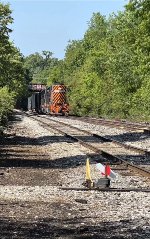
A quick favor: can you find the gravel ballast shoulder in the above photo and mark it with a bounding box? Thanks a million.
[0,111,149,239]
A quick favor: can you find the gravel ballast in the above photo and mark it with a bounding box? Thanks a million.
[49,116,150,151]
[0,111,149,239]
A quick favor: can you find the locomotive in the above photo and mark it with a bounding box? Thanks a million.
[28,83,69,115]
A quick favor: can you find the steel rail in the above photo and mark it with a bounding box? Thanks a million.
[60,187,150,192]
[43,116,150,156]
[29,115,150,179]
[69,116,149,132]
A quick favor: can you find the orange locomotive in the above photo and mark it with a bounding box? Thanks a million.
[41,84,69,115]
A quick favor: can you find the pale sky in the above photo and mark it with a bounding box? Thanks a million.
[3,0,129,59]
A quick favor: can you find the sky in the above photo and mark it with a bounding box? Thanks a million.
[3,0,129,59]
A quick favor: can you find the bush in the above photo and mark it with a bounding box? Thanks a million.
[0,87,15,125]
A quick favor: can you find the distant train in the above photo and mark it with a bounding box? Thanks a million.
[28,83,69,115]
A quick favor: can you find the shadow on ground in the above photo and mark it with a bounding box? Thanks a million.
[0,151,101,169]
[104,132,150,143]
[0,216,149,239]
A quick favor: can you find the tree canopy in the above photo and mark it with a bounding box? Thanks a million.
[1,0,149,123]
[0,3,25,124]
[60,0,150,120]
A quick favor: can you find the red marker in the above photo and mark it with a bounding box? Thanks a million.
[105,164,111,177]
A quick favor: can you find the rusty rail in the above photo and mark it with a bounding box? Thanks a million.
[28,114,150,179]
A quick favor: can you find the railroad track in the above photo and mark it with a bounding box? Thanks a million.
[68,116,150,133]
[27,114,150,180]
[1,111,149,239]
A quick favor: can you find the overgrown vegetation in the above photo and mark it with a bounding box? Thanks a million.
[1,0,149,123]
[24,0,150,120]
[0,3,27,125]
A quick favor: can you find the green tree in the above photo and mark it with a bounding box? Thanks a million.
[0,3,24,124]
[24,51,58,84]
[63,1,150,119]
[21,0,149,121]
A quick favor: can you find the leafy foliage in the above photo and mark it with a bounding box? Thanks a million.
[0,86,15,124]
[24,51,59,84]
[0,3,25,124]
[9,0,149,121]
[61,1,150,120]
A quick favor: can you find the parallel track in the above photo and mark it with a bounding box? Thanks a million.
[68,116,150,132]
[44,116,150,156]
[28,114,150,179]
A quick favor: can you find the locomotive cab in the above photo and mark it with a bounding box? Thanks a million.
[49,84,69,115]
[40,84,69,115]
